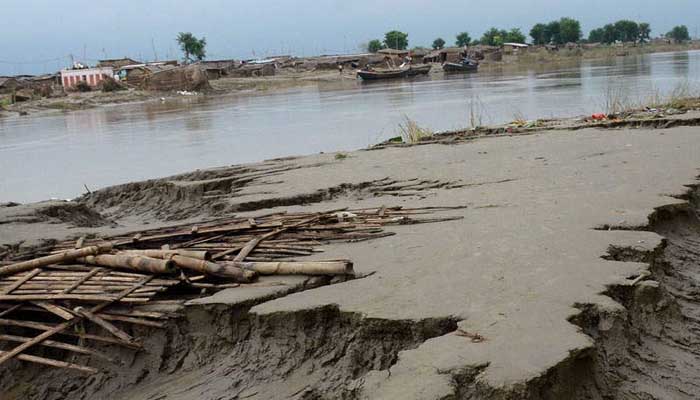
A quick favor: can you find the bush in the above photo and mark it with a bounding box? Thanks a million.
[74,80,91,92]
[100,76,126,92]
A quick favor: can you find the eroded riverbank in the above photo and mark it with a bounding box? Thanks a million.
[3,117,700,398]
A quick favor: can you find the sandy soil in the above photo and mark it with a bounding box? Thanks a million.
[3,113,700,398]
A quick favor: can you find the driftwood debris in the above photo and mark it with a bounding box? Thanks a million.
[0,205,464,375]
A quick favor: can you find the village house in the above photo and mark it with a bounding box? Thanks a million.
[423,47,466,63]
[97,58,142,69]
[502,42,529,55]
[60,66,114,89]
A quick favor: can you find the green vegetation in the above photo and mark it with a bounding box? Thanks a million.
[334,153,348,160]
[530,18,582,44]
[455,32,472,47]
[481,27,526,46]
[432,37,446,50]
[177,32,207,63]
[588,20,651,44]
[398,116,432,144]
[367,39,385,53]
[384,31,409,50]
[668,25,690,42]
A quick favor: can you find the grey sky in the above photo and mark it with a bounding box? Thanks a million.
[2,0,699,75]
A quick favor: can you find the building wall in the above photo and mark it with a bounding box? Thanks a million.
[60,67,114,89]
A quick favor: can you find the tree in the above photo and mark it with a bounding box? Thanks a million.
[432,38,446,50]
[558,17,582,43]
[668,25,690,42]
[176,32,206,63]
[614,20,639,42]
[481,27,507,46]
[455,32,472,47]
[543,21,561,45]
[530,23,548,45]
[638,23,651,43]
[588,28,604,43]
[384,30,409,50]
[367,39,384,53]
[505,28,526,44]
[602,24,617,44]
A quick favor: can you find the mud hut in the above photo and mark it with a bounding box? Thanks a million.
[141,65,211,91]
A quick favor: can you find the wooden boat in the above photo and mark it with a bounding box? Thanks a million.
[405,64,432,76]
[443,59,479,73]
[357,64,432,81]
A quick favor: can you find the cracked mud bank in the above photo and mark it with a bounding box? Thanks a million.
[3,124,700,399]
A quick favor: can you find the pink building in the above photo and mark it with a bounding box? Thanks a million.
[60,67,114,89]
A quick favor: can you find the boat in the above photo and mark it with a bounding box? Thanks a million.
[357,64,432,81]
[405,64,432,76]
[442,58,479,73]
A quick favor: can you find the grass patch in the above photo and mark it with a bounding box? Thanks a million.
[334,153,348,160]
[43,102,84,111]
[398,116,433,144]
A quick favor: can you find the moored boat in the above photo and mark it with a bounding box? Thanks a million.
[357,64,432,81]
[443,58,479,73]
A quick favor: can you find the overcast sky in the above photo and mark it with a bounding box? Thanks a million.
[2,0,699,75]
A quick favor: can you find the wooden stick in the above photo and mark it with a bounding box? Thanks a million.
[0,319,140,348]
[0,350,97,374]
[0,275,152,367]
[75,307,136,345]
[62,267,104,294]
[31,301,74,320]
[0,334,114,362]
[0,245,113,276]
[2,268,42,294]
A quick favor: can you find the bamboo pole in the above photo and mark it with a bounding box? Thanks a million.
[170,256,256,282]
[0,245,113,276]
[235,261,354,276]
[0,350,98,374]
[78,254,175,275]
[0,334,114,362]
[75,307,136,345]
[119,249,209,260]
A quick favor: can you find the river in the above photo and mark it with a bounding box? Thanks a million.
[1,50,699,203]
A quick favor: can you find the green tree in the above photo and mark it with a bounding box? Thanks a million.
[432,37,446,50]
[614,20,639,42]
[638,23,651,43]
[455,32,472,47]
[545,21,561,44]
[602,24,617,44]
[530,23,548,45]
[668,25,690,42]
[505,28,526,43]
[176,32,206,63]
[384,30,409,50]
[588,28,605,43]
[367,39,385,53]
[481,27,507,46]
[558,17,582,43]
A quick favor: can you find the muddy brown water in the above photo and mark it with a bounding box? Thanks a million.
[1,50,699,203]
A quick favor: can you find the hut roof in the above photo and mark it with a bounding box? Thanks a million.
[377,48,409,55]
[98,58,142,68]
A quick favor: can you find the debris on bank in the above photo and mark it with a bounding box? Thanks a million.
[0,206,463,374]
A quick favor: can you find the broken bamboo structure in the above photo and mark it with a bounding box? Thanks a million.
[0,205,464,375]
